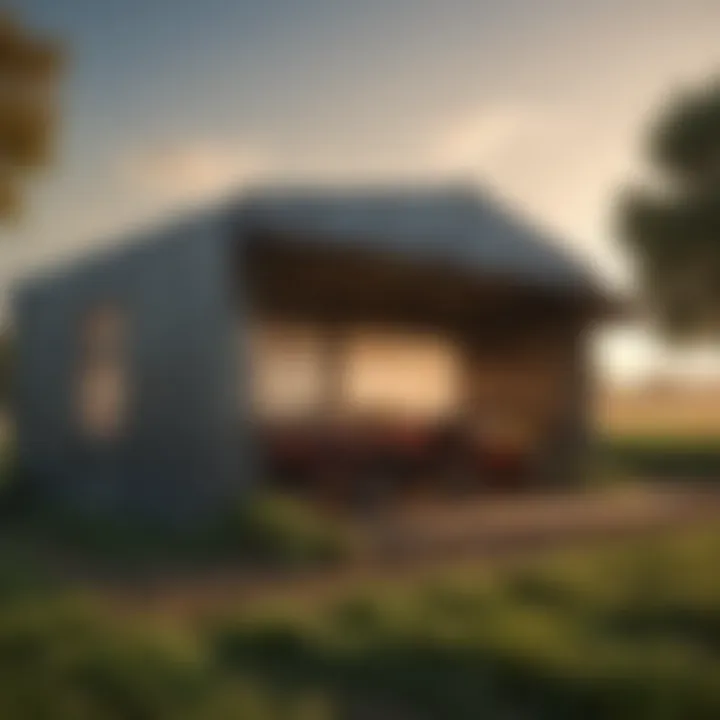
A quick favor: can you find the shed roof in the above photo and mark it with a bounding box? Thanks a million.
[15,184,612,310]
[237,185,602,295]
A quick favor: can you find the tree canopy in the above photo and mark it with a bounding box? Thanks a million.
[0,12,62,220]
[620,78,720,341]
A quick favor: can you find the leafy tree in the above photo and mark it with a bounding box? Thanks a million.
[620,78,720,340]
[0,12,62,220]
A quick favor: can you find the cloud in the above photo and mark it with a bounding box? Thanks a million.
[117,109,542,208]
[426,104,547,177]
[426,103,635,260]
[120,142,270,205]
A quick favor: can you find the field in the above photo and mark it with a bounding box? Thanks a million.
[596,383,720,480]
[597,382,720,439]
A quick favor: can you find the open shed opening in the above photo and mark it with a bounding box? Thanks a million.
[236,229,588,505]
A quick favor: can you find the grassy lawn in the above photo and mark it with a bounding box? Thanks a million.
[1,526,720,718]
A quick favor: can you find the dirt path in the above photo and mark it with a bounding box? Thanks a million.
[88,485,720,619]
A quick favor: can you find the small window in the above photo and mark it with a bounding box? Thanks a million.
[76,305,128,440]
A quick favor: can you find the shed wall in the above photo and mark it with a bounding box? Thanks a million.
[14,214,248,520]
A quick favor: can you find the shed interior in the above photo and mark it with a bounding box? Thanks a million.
[235,231,592,504]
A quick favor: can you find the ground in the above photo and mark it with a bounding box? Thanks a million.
[41,485,720,618]
[2,509,720,718]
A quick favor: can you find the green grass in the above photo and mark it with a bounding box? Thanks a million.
[599,434,720,481]
[212,492,356,566]
[210,529,720,719]
[0,491,356,573]
[2,527,720,718]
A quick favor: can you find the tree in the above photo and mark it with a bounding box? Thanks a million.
[0,12,62,220]
[619,78,720,341]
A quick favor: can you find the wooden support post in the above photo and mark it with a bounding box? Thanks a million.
[543,329,591,489]
[320,321,347,421]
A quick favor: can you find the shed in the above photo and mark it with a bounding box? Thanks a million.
[13,185,612,520]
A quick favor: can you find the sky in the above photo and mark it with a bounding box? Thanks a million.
[5,0,720,384]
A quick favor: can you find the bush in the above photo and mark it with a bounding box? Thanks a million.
[0,591,301,720]
[0,486,355,571]
[215,492,355,567]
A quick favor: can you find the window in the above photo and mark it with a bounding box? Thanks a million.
[76,305,128,440]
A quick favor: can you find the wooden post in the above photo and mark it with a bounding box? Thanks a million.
[317,321,348,503]
[321,321,347,421]
[543,327,591,489]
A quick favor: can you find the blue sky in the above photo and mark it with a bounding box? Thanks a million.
[5,0,720,383]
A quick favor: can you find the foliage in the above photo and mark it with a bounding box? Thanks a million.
[2,527,720,717]
[214,492,355,567]
[211,529,720,719]
[600,434,720,480]
[620,78,720,339]
[0,593,307,720]
[0,12,62,220]
[0,486,354,570]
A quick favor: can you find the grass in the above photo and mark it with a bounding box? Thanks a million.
[598,383,720,481]
[209,529,720,719]
[0,491,356,575]
[1,526,720,718]
[212,492,356,567]
[599,433,720,480]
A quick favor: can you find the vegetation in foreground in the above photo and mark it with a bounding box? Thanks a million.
[0,489,355,572]
[0,527,720,718]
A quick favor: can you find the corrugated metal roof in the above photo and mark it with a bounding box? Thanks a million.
[14,184,608,306]
[238,184,600,293]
